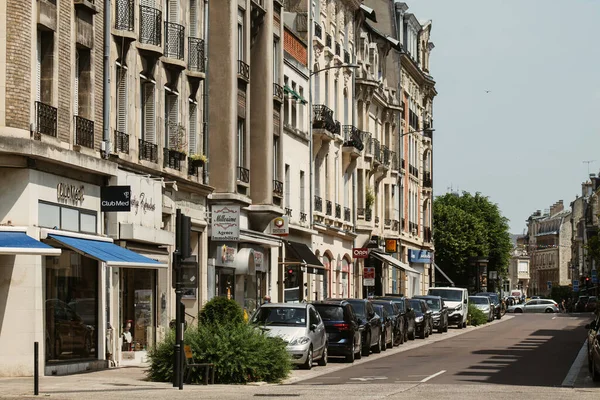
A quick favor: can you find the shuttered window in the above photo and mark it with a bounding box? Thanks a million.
[188,99,198,155]
[116,64,128,133]
[165,90,179,149]
[190,0,198,37]
[36,31,41,102]
[142,81,155,143]
[168,0,179,22]
[74,51,79,116]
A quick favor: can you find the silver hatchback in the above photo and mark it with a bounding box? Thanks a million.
[251,303,328,370]
[507,299,559,313]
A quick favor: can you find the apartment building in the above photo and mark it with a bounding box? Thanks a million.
[0,0,211,376]
[505,242,531,297]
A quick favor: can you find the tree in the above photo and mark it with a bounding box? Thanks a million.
[433,192,512,289]
[584,234,600,269]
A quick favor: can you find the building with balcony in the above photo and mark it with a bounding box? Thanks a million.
[0,0,212,376]
[505,241,531,298]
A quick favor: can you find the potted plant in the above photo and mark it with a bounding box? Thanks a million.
[365,186,375,210]
[188,153,208,167]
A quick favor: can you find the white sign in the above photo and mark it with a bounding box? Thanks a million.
[270,216,289,236]
[117,171,162,229]
[254,251,265,272]
[363,278,375,287]
[57,182,85,205]
[211,205,240,241]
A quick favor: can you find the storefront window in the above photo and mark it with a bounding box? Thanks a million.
[120,269,156,352]
[216,268,235,299]
[45,250,98,363]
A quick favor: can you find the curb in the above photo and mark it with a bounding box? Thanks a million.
[561,339,588,388]
[283,315,514,385]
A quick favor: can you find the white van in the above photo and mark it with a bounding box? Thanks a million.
[428,287,468,328]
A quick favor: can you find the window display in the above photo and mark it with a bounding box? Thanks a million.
[120,269,156,352]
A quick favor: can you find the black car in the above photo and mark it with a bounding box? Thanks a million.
[313,300,362,363]
[413,295,448,333]
[333,298,382,356]
[372,299,404,346]
[408,299,433,339]
[475,292,503,319]
[377,295,416,341]
[373,304,394,350]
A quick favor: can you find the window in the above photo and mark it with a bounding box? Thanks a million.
[284,164,290,208]
[237,118,245,167]
[273,38,280,83]
[116,64,128,134]
[188,99,198,154]
[36,30,54,104]
[75,49,91,118]
[38,201,97,234]
[300,171,305,213]
[283,76,290,125]
[344,93,348,125]
[141,80,156,143]
[189,0,198,37]
[273,136,279,180]
[164,89,179,149]
[238,10,244,61]
[291,82,297,127]
[334,79,338,117]
[167,0,178,22]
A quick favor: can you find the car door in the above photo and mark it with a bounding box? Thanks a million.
[525,300,540,313]
[367,302,380,345]
[309,306,326,354]
[346,304,360,347]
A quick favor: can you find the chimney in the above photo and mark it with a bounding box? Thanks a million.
[583,181,593,197]
[549,203,556,216]
[555,200,564,214]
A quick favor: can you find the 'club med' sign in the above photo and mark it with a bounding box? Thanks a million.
[211,205,240,241]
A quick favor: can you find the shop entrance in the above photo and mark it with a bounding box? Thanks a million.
[120,269,156,353]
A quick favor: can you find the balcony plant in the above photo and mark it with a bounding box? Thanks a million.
[168,123,188,156]
[189,153,208,166]
[365,186,375,211]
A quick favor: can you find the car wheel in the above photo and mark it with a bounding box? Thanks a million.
[372,333,381,353]
[381,333,387,351]
[497,312,502,320]
[544,308,553,313]
[355,334,363,360]
[515,308,523,314]
[362,332,370,357]
[399,328,404,345]
[346,342,355,363]
[318,345,328,366]
[463,321,467,328]
[419,326,426,339]
[302,346,313,370]
[388,331,394,349]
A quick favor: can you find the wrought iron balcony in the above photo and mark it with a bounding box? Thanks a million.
[357,208,365,219]
[424,226,432,243]
[237,166,250,183]
[314,195,323,212]
[344,50,350,64]
[35,101,57,138]
[335,203,341,219]
[344,207,351,222]
[326,200,332,216]
[300,212,307,222]
[164,22,184,59]
[164,148,185,170]
[273,180,283,196]
[326,33,332,48]
[312,104,336,132]
[139,5,161,46]
[314,22,322,39]
[285,207,292,217]
[74,116,94,148]
[343,125,364,151]
[114,130,129,154]
[238,60,250,81]
[188,156,203,177]
[115,0,134,31]
[188,37,205,72]
[139,139,158,162]
[273,83,284,102]
[423,171,432,188]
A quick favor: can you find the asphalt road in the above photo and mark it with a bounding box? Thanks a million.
[299,313,590,387]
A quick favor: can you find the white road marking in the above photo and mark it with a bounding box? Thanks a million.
[552,316,556,320]
[349,376,388,382]
[561,339,588,387]
[420,370,446,383]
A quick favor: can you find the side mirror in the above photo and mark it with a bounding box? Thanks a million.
[464,299,468,304]
[310,323,317,331]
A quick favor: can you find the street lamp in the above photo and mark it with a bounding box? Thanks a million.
[399,128,435,138]
[310,64,359,77]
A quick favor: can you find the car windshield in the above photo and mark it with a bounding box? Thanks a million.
[313,305,344,321]
[470,297,489,305]
[347,301,366,318]
[429,289,463,302]
[420,298,441,310]
[476,293,499,304]
[251,307,307,327]
[408,299,422,310]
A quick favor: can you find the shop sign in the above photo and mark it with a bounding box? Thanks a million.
[364,267,375,286]
[216,243,238,267]
[270,216,289,236]
[367,236,384,249]
[385,239,398,253]
[409,249,432,264]
[254,251,265,272]
[117,172,162,230]
[353,248,369,259]
[57,183,85,205]
[100,186,131,212]
[211,205,240,241]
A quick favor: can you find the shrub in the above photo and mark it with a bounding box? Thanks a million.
[468,304,488,326]
[198,296,244,327]
[147,323,292,384]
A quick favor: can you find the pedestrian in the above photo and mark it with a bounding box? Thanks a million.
[560,299,566,313]
[262,295,271,304]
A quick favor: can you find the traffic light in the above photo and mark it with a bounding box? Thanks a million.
[585,276,591,288]
[285,268,296,285]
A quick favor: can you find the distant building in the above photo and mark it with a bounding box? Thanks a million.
[504,237,530,297]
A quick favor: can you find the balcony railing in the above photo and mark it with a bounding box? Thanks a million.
[344,50,350,64]
[238,60,250,81]
[335,203,341,219]
[139,5,161,46]
[237,166,250,183]
[314,196,323,212]
[115,0,134,31]
[357,208,365,219]
[423,171,432,188]
[343,125,364,151]
[382,145,390,166]
[312,104,336,132]
[139,139,158,162]
[314,22,322,39]
[285,207,292,217]
[365,209,372,221]
[74,116,94,148]
[326,33,332,48]
[273,83,284,102]
[273,180,283,196]
[114,130,129,153]
[188,37,205,72]
[300,212,307,222]
[373,139,381,162]
[188,156,204,177]
[344,207,351,222]
[392,220,399,231]
[35,101,57,138]
[326,200,332,216]
[164,22,184,59]
[424,227,432,243]
[385,218,392,228]
[335,42,341,56]
[164,148,185,170]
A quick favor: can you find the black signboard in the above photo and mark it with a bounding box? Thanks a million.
[101,185,131,212]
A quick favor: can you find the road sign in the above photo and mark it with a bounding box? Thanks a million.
[573,284,579,292]
[573,280,579,286]
[547,281,552,290]
[363,278,375,287]
[592,270,598,284]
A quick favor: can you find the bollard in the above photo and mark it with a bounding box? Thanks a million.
[34,341,39,396]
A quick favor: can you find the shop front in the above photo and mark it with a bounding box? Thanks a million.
[367,251,420,298]
[282,240,325,302]
[409,249,433,296]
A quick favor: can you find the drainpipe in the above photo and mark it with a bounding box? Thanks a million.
[102,0,111,158]
[351,36,357,299]
[203,0,210,184]
[308,2,314,231]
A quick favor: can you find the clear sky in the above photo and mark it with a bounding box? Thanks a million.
[405,0,600,234]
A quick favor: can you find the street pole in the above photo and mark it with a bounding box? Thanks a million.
[173,209,183,390]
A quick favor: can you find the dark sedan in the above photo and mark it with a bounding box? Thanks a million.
[413,295,448,333]
[313,300,362,363]
[408,298,432,339]
[377,295,416,341]
[372,299,404,346]
[333,298,382,356]
[373,304,394,350]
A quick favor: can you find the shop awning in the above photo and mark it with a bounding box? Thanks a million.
[282,241,325,275]
[284,85,307,104]
[371,251,419,274]
[48,234,167,268]
[0,231,61,256]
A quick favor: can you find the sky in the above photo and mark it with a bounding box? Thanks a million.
[404,0,600,234]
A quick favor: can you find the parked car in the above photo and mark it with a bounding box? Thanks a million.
[413,295,448,333]
[469,296,495,322]
[312,300,362,363]
[334,298,382,356]
[475,292,503,319]
[507,299,559,314]
[373,304,394,350]
[46,299,94,359]
[251,303,328,369]
[589,315,600,382]
[428,287,469,329]
[585,312,600,373]
[408,299,432,339]
[586,296,597,313]
[377,295,416,341]
[372,299,404,346]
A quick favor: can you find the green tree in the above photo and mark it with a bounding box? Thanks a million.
[433,192,512,289]
[584,234,600,267]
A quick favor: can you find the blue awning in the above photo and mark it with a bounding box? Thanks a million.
[48,234,167,268]
[0,231,61,256]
